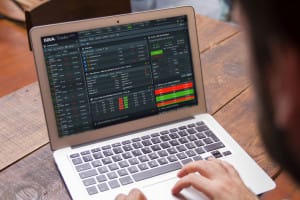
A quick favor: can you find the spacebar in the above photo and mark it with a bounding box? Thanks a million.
[132,162,182,182]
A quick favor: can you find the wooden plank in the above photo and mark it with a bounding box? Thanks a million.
[213,87,280,177]
[0,21,36,97]
[201,33,251,114]
[195,15,240,53]
[0,145,70,199]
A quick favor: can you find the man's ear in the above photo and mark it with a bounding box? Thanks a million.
[268,44,300,134]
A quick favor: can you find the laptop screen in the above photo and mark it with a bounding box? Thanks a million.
[41,15,198,137]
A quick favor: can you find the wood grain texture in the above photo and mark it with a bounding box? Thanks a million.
[0,20,36,97]
[214,86,279,177]
[201,33,251,114]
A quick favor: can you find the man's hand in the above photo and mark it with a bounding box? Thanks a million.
[115,188,147,200]
[172,159,259,200]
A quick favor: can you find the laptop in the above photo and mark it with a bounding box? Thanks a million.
[30,6,275,200]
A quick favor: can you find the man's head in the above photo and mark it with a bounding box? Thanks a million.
[233,1,300,183]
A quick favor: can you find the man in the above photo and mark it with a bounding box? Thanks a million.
[116,0,300,199]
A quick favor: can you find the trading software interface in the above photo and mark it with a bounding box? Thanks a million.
[42,15,198,137]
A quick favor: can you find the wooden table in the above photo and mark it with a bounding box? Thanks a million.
[0,15,281,199]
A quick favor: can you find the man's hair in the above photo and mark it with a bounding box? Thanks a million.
[237,1,300,67]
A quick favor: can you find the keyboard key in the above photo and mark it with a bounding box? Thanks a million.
[112,142,121,147]
[204,142,225,152]
[212,151,223,158]
[193,155,203,161]
[187,123,196,128]
[167,147,177,154]
[108,163,119,171]
[122,140,131,145]
[176,152,187,160]
[160,142,170,149]
[72,157,83,165]
[178,131,188,137]
[151,145,161,151]
[186,150,196,157]
[133,142,143,149]
[107,171,118,179]
[98,183,109,192]
[91,160,102,167]
[187,135,197,141]
[132,149,142,156]
[98,166,108,174]
[167,155,178,162]
[82,155,93,162]
[128,158,139,165]
[122,152,132,159]
[160,130,169,135]
[103,149,113,157]
[141,147,152,154]
[81,150,90,155]
[223,151,232,156]
[196,121,204,126]
[132,162,182,182]
[141,135,150,140]
[79,169,98,179]
[70,153,80,158]
[169,133,179,139]
[169,128,178,132]
[128,166,139,174]
[123,145,133,151]
[142,140,152,146]
[138,163,149,171]
[93,152,103,159]
[151,133,159,137]
[118,160,129,168]
[194,140,205,147]
[86,186,98,195]
[205,131,220,142]
[91,148,101,153]
[185,142,196,149]
[83,177,96,186]
[178,126,187,130]
[113,147,123,154]
[102,157,112,165]
[76,163,91,172]
[119,176,134,185]
[195,125,209,132]
[151,137,161,144]
[203,138,213,144]
[157,157,168,165]
[187,128,196,134]
[102,145,111,150]
[176,145,187,152]
[181,158,193,165]
[195,147,205,154]
[112,155,123,162]
[158,150,168,157]
[148,152,159,160]
[132,138,141,142]
[170,140,180,146]
[196,132,206,139]
[148,160,159,168]
[178,137,188,144]
[138,155,149,162]
[108,180,120,189]
[160,135,170,141]
[96,174,107,183]
[117,169,128,176]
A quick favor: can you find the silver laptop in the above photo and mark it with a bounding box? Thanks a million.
[30,6,275,200]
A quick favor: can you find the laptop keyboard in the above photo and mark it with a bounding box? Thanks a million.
[69,121,232,195]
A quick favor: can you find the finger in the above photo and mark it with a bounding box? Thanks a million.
[219,160,241,177]
[172,173,214,198]
[115,193,127,200]
[178,160,225,178]
[128,189,147,200]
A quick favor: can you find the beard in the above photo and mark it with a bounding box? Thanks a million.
[256,74,300,184]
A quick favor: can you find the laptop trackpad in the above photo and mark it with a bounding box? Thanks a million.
[142,178,209,200]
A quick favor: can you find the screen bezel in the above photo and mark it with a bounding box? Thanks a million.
[30,6,207,150]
